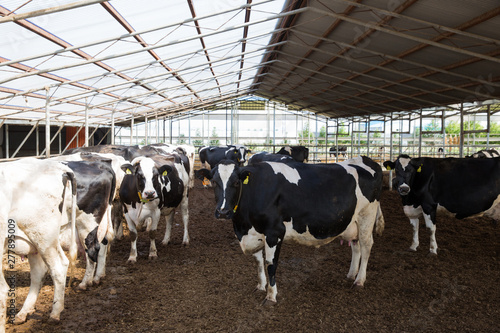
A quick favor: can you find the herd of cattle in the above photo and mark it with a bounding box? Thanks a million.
[0,144,498,330]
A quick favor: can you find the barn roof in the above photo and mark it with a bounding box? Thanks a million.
[1,0,499,126]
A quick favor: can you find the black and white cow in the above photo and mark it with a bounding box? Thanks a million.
[0,158,78,326]
[119,154,189,263]
[147,143,196,188]
[276,145,309,162]
[247,151,294,165]
[468,149,500,158]
[65,144,141,162]
[61,158,116,290]
[196,156,384,304]
[384,155,500,254]
[329,145,347,157]
[198,145,250,169]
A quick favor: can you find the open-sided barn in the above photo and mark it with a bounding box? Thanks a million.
[0,0,499,332]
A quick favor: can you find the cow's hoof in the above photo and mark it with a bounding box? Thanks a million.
[148,255,158,260]
[254,286,266,293]
[161,240,169,246]
[127,259,137,264]
[13,315,27,325]
[346,274,356,281]
[428,252,438,257]
[261,298,277,306]
[352,282,364,289]
[77,283,89,291]
[47,316,61,325]
[407,247,417,252]
[93,278,102,286]
[182,242,190,247]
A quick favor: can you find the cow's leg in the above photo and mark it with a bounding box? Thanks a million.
[180,196,190,246]
[263,234,283,305]
[161,209,174,246]
[93,243,108,285]
[78,254,96,290]
[125,214,138,263]
[352,204,377,287]
[38,244,69,322]
[253,250,266,292]
[14,254,47,324]
[423,213,438,255]
[347,241,361,281]
[409,218,420,251]
[112,201,124,241]
[148,210,161,259]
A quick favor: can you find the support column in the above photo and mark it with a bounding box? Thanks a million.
[85,99,89,147]
[45,87,51,157]
[459,103,464,158]
[111,108,115,145]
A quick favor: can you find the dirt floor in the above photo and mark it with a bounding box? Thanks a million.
[6,181,500,333]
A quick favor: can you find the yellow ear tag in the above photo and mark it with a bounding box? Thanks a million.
[386,166,391,171]
[126,169,132,175]
[162,170,168,176]
[202,178,210,186]
[243,175,249,185]
[417,165,422,173]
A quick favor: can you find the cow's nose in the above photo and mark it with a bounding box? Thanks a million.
[215,208,232,220]
[144,190,156,198]
[398,184,410,196]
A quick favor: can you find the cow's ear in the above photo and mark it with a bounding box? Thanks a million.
[409,160,423,173]
[195,168,212,180]
[246,149,251,153]
[239,170,251,185]
[121,163,135,175]
[159,165,173,177]
[383,161,395,171]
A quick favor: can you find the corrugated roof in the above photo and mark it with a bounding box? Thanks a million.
[1,0,499,126]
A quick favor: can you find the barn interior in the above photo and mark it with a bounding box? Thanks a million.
[1,0,499,161]
[1,2,500,333]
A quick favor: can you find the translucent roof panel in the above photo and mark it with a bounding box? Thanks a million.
[1,0,499,125]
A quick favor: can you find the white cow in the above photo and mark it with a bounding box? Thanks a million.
[0,158,77,327]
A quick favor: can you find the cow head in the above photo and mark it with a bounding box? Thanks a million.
[121,157,172,203]
[226,145,250,164]
[196,160,249,220]
[384,154,422,196]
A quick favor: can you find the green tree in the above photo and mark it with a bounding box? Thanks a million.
[177,133,186,144]
[445,120,483,134]
[193,129,203,146]
[298,123,311,145]
[210,127,219,146]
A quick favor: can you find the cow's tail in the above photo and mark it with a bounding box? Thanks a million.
[65,171,78,287]
[375,202,385,236]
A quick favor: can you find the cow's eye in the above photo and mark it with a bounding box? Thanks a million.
[233,181,240,187]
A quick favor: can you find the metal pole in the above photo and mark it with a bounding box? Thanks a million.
[169,116,173,144]
[418,109,422,157]
[145,115,148,145]
[459,103,464,158]
[36,124,39,156]
[130,115,134,145]
[111,108,115,145]
[85,98,89,147]
[156,112,159,143]
[5,124,9,159]
[45,87,51,157]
